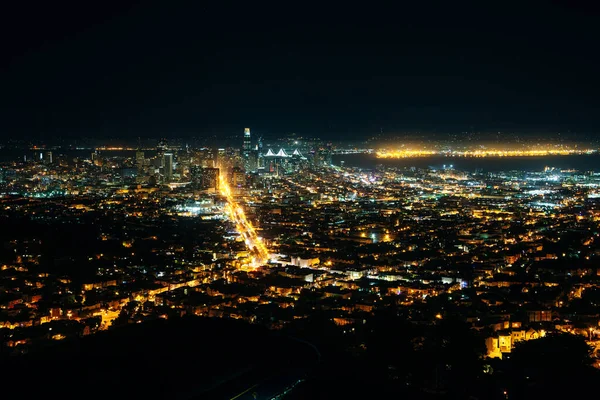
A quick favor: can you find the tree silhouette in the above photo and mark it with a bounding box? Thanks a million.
[508,333,598,399]
[365,315,485,396]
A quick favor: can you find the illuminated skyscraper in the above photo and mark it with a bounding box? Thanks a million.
[190,166,219,190]
[243,128,251,152]
[163,153,173,182]
[231,166,246,188]
[325,142,333,165]
[257,136,265,169]
[203,167,220,190]
[249,147,258,172]
[135,150,145,182]
[216,148,226,169]
[243,128,251,170]
[136,150,144,170]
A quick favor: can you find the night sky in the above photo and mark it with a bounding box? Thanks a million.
[1,1,599,139]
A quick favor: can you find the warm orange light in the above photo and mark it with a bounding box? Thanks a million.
[376,148,596,159]
[218,172,270,267]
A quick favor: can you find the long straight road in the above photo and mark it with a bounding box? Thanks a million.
[218,173,270,266]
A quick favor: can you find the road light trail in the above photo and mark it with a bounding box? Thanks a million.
[219,173,270,267]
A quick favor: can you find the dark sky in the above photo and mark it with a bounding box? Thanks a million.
[1,1,599,139]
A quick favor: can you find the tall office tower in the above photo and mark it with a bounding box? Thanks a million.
[135,150,146,183]
[215,148,227,172]
[248,148,258,172]
[242,128,251,170]
[243,128,251,152]
[135,150,145,173]
[325,142,333,165]
[163,153,173,182]
[203,167,220,190]
[211,147,218,167]
[191,166,220,190]
[190,166,201,189]
[231,166,246,188]
[44,151,53,164]
[157,138,168,167]
[257,137,264,169]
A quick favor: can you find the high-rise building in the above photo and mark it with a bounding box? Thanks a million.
[248,148,258,172]
[191,166,219,190]
[216,148,226,168]
[163,153,173,182]
[257,137,265,169]
[243,128,251,170]
[135,150,146,183]
[243,128,251,152]
[231,166,246,188]
[190,166,201,189]
[135,150,145,172]
[44,151,53,164]
[325,142,333,166]
[157,138,168,169]
[204,167,220,190]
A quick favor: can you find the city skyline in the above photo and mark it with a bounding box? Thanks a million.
[3,122,600,398]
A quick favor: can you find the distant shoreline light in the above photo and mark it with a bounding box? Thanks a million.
[376,149,598,158]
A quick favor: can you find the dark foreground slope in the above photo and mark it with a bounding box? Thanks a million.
[2,316,317,400]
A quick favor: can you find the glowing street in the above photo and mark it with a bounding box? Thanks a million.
[218,174,270,267]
